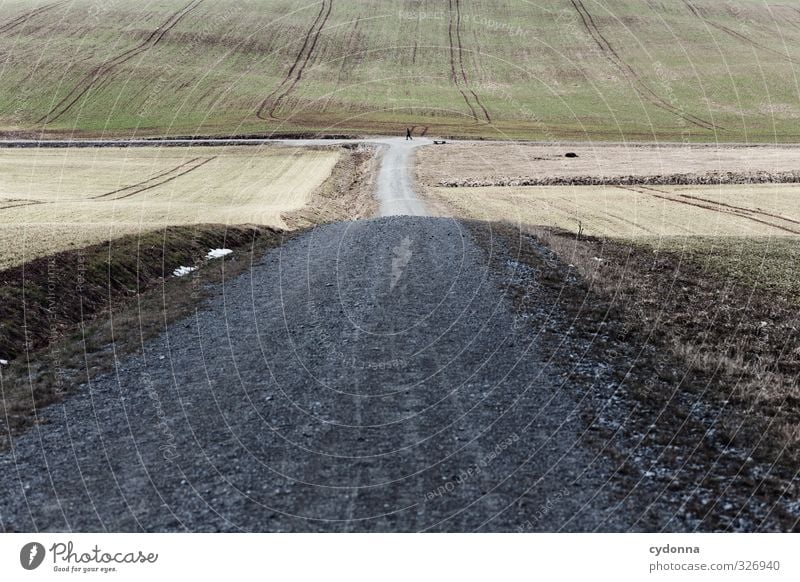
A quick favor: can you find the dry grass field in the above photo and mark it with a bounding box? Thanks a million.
[417,143,800,185]
[425,183,800,238]
[0,146,340,269]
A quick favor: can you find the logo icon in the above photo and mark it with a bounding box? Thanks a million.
[20,542,46,570]
[390,236,413,290]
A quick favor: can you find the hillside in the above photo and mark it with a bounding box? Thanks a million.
[1,0,800,140]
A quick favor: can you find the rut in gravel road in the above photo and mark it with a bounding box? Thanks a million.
[0,216,642,532]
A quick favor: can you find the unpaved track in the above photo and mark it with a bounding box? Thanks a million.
[374,138,430,215]
[0,216,639,532]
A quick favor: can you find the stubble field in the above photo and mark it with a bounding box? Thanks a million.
[0,146,341,269]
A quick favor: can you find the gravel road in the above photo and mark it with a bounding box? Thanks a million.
[0,216,642,532]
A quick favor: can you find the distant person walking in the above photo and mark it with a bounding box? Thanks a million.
[406,127,413,140]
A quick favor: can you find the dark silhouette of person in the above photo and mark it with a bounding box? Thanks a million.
[406,127,412,140]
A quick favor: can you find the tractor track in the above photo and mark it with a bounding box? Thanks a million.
[684,1,800,65]
[257,0,333,120]
[675,189,800,227]
[91,157,207,199]
[0,199,48,211]
[570,0,720,132]
[447,0,491,124]
[37,0,204,125]
[105,156,216,200]
[454,0,491,123]
[0,0,67,35]
[619,184,800,234]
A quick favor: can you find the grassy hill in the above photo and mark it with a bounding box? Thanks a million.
[2,0,800,140]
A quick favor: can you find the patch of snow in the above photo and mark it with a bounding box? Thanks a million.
[206,248,233,260]
[592,257,604,262]
[0,359,8,366]
[173,266,198,277]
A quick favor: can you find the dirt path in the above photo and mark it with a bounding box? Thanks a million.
[0,216,642,532]
[373,138,430,216]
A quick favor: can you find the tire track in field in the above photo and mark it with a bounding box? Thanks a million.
[447,0,491,123]
[684,1,800,65]
[328,16,361,111]
[37,0,204,125]
[619,184,800,234]
[570,0,720,131]
[779,5,800,33]
[256,0,333,120]
[90,157,207,199]
[674,189,800,227]
[0,199,48,211]
[100,156,216,200]
[0,0,67,35]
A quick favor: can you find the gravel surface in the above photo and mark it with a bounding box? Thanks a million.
[374,139,430,216]
[0,216,644,532]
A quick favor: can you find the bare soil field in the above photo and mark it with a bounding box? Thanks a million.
[417,143,800,187]
[0,145,348,269]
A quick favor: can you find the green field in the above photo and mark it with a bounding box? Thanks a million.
[2,0,800,140]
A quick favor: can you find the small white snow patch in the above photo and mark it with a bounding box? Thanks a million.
[0,359,8,366]
[206,248,233,260]
[173,266,197,277]
[592,257,604,262]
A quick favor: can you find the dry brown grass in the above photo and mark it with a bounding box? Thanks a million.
[426,183,800,238]
[0,146,342,269]
[417,143,800,186]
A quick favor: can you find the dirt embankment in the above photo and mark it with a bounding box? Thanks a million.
[483,222,800,530]
[284,144,378,227]
[0,145,375,450]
